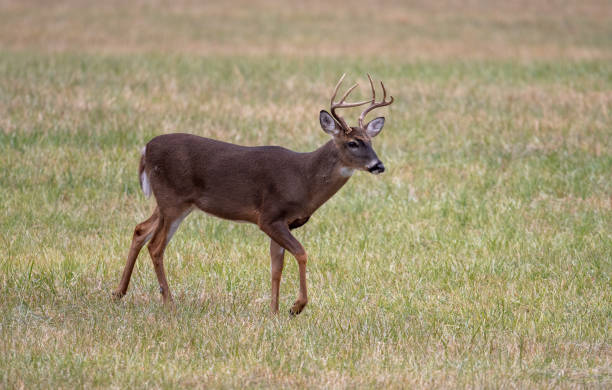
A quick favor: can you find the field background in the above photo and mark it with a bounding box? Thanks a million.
[1,0,611,388]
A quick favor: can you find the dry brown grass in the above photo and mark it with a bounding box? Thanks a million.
[1,0,611,60]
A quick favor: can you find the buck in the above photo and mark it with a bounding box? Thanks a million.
[112,74,394,315]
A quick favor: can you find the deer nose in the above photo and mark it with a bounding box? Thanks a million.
[367,160,385,175]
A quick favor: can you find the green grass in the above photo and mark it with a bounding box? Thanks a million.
[1,1,611,388]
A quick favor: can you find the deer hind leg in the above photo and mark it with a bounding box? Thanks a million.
[270,239,286,314]
[147,207,192,305]
[113,207,160,300]
[260,221,308,315]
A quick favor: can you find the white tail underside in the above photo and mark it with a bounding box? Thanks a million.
[141,146,152,198]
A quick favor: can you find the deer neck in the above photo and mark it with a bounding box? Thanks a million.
[303,140,352,212]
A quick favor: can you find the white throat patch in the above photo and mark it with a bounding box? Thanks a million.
[339,166,355,177]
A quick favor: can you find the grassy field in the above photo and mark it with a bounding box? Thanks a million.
[1,0,611,388]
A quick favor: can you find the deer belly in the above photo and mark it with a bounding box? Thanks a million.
[195,196,258,224]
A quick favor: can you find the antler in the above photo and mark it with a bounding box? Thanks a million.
[330,73,370,133]
[358,74,394,129]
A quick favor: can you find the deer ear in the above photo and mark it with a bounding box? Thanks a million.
[319,110,340,136]
[365,117,385,138]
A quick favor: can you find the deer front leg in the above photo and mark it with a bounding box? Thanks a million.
[260,221,308,315]
[291,252,308,315]
[270,239,285,314]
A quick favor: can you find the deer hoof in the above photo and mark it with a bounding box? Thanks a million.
[111,291,124,301]
[289,300,306,316]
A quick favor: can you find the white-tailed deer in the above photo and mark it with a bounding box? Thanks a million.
[113,74,394,315]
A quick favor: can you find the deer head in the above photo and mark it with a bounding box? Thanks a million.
[319,74,394,174]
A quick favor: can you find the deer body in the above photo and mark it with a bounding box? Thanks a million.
[143,134,351,227]
[113,74,393,315]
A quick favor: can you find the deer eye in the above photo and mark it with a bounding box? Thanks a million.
[347,141,359,149]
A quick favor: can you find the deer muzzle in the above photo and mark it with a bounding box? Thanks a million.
[367,160,385,175]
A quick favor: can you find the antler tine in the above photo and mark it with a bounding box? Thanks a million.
[358,75,394,129]
[380,80,392,103]
[367,73,376,102]
[339,83,360,105]
[330,73,346,106]
[331,73,370,106]
[330,74,370,133]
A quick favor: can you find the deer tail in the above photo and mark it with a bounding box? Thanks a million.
[139,146,152,198]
